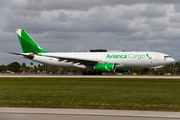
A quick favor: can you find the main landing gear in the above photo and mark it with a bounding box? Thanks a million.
[82,71,102,75]
[153,69,157,76]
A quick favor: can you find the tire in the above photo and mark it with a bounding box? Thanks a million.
[153,72,157,76]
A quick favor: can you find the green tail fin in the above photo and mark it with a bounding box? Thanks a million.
[16,29,48,53]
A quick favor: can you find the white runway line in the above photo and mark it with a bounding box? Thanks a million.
[0,74,180,79]
[0,107,180,119]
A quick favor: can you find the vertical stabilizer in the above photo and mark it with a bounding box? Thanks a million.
[16,29,48,53]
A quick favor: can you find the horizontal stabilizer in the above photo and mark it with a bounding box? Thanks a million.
[7,52,34,59]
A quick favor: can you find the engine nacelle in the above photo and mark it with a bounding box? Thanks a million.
[94,63,115,72]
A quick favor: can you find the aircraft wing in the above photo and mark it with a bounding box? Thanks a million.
[7,52,34,59]
[38,54,100,66]
[7,52,121,66]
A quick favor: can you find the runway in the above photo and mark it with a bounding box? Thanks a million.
[0,74,180,79]
[0,107,180,120]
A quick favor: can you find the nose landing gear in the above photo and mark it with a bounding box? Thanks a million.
[153,69,157,76]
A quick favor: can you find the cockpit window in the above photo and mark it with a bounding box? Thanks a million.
[164,56,170,58]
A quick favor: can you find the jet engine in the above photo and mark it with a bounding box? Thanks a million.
[93,63,129,73]
[93,63,116,72]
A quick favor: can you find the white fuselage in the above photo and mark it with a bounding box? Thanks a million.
[27,51,175,69]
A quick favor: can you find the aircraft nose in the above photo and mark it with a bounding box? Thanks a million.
[171,58,175,63]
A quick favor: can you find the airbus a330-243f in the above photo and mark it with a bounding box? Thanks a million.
[8,29,175,75]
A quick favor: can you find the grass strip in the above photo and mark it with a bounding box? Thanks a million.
[0,78,180,111]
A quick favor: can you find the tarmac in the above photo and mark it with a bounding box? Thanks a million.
[0,107,180,120]
[1,74,180,79]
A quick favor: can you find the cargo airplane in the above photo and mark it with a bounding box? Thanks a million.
[8,29,175,75]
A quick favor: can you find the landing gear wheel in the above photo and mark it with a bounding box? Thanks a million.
[153,72,157,76]
[82,71,87,75]
[97,72,102,75]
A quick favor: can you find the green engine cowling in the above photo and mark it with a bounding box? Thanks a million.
[94,63,115,72]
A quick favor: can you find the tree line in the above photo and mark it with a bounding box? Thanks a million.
[0,62,84,74]
[0,61,179,75]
